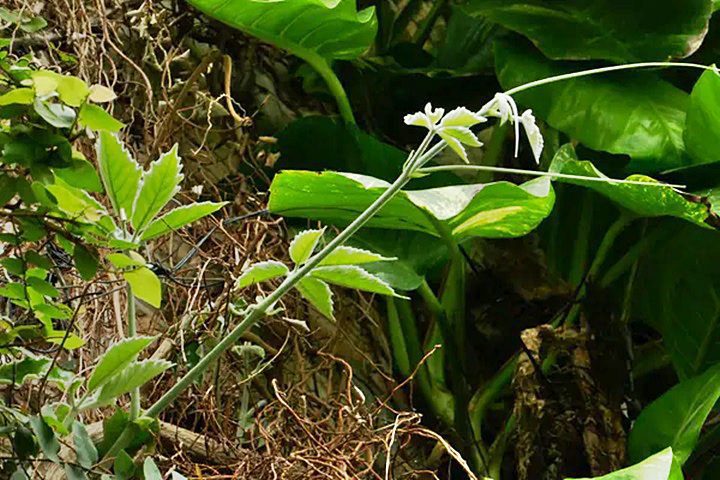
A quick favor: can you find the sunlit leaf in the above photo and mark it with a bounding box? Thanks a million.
[96,131,142,218]
[289,229,325,265]
[235,261,289,289]
[131,144,183,231]
[295,277,334,319]
[88,336,157,391]
[141,201,226,240]
[311,265,398,296]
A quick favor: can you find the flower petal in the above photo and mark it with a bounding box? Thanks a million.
[440,107,487,128]
[520,110,544,163]
[424,102,445,125]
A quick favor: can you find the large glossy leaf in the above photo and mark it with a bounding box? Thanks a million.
[268,170,554,241]
[465,0,711,62]
[633,222,720,379]
[550,145,709,227]
[565,448,674,480]
[684,70,720,165]
[495,41,690,172]
[628,363,720,467]
[187,0,377,61]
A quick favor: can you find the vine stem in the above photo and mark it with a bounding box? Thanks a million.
[102,139,447,460]
[504,61,716,96]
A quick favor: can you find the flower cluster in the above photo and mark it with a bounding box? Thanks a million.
[404,95,544,164]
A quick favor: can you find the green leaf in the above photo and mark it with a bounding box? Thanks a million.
[124,266,162,308]
[113,449,135,480]
[268,171,554,241]
[96,131,142,218]
[72,421,99,468]
[29,415,60,463]
[310,265,398,296]
[319,246,394,266]
[143,458,163,480]
[131,144,183,231]
[34,98,76,128]
[26,277,59,298]
[107,252,144,269]
[550,145,709,226]
[0,356,51,385]
[684,70,720,165]
[289,229,325,265]
[88,84,117,103]
[628,363,720,468]
[565,447,674,480]
[82,359,172,410]
[88,336,156,391]
[31,71,89,107]
[495,41,690,172]
[465,0,711,62]
[54,156,103,192]
[187,0,377,61]
[45,180,107,223]
[140,201,226,240]
[295,277,334,319]
[78,103,124,132]
[64,465,88,480]
[235,261,289,289]
[0,87,34,105]
[633,223,720,378]
[74,244,99,281]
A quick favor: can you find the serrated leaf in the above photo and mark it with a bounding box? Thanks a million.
[29,415,60,463]
[124,266,162,308]
[628,363,720,467]
[78,103,124,132]
[311,265,397,296]
[82,360,172,410]
[72,421,99,468]
[88,336,156,391]
[319,246,394,266]
[0,356,51,385]
[96,131,142,218]
[289,229,325,265]
[131,144,183,231]
[565,448,674,480]
[235,261,289,289]
[295,277,334,319]
[187,0,377,61]
[141,201,226,240]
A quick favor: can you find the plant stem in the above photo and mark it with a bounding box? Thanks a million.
[568,191,594,287]
[418,164,685,189]
[304,52,356,125]
[127,285,140,420]
[504,62,716,96]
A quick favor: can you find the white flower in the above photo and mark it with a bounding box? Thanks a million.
[404,102,445,129]
[519,110,544,164]
[404,104,487,162]
[479,93,545,163]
